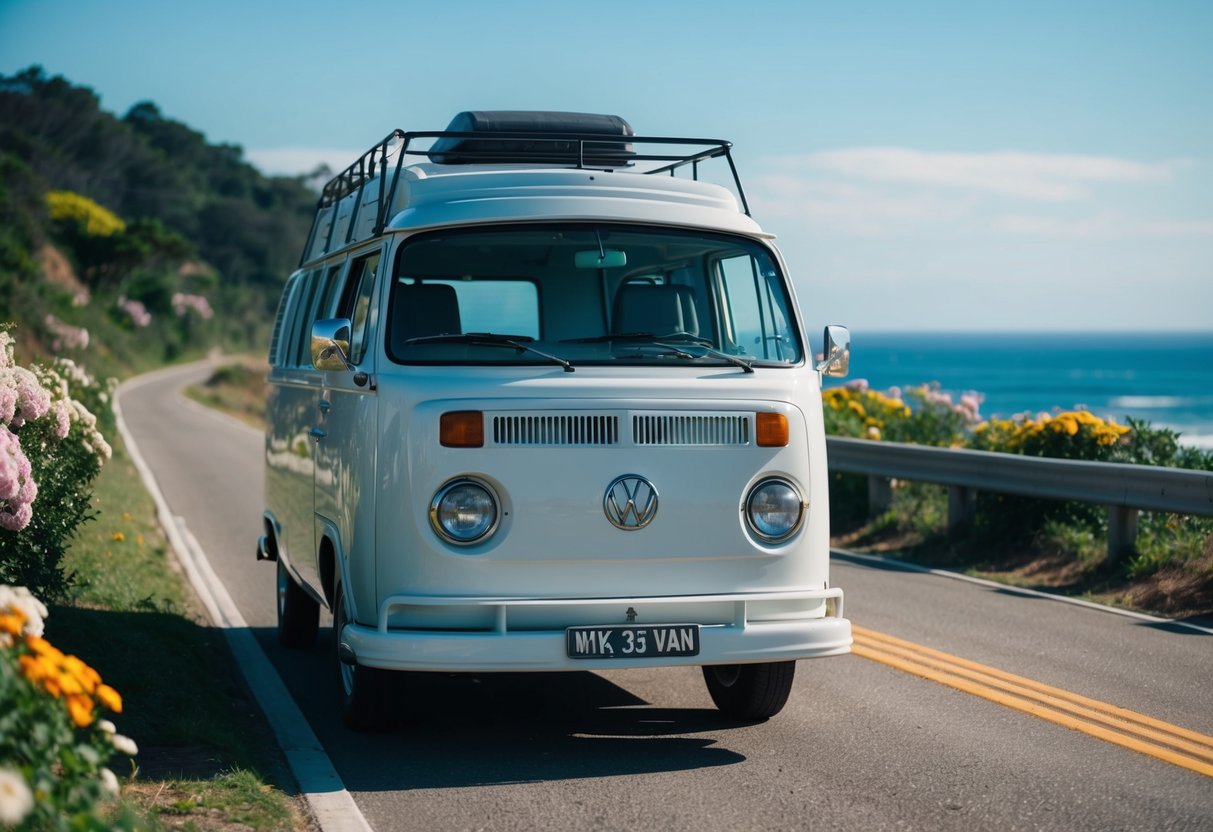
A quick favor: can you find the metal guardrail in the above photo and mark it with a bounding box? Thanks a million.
[825,436,1213,560]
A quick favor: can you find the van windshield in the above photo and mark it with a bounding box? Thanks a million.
[384,224,803,369]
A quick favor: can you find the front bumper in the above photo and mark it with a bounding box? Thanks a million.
[341,588,852,672]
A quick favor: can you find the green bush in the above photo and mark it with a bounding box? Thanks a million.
[0,330,112,600]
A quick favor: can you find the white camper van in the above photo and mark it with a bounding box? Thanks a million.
[260,112,852,729]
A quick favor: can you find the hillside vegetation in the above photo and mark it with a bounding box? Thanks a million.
[0,66,318,376]
[0,68,316,830]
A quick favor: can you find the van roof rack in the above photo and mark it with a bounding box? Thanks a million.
[303,112,752,265]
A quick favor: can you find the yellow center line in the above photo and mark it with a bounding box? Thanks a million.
[851,625,1213,779]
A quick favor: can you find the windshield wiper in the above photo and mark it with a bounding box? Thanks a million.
[403,332,575,372]
[566,332,753,373]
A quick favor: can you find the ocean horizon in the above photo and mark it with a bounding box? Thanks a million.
[827,331,1213,449]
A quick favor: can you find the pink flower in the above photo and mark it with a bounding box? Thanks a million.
[0,426,35,530]
[51,400,70,440]
[117,297,151,328]
[14,369,50,422]
[43,315,89,351]
[172,293,214,320]
[0,386,14,425]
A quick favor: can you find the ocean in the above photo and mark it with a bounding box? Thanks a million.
[829,332,1213,449]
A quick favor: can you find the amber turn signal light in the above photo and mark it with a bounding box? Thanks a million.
[440,411,484,447]
[755,412,789,447]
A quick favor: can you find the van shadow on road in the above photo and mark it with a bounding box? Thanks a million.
[255,627,749,791]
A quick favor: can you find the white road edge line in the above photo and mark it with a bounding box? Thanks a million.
[832,548,1213,636]
[116,365,374,832]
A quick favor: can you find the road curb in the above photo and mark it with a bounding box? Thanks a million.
[116,363,374,832]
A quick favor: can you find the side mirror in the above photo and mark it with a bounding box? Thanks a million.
[815,325,850,378]
[311,318,354,371]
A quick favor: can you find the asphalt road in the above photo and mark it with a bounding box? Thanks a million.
[119,360,1212,832]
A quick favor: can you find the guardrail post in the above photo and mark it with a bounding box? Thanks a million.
[948,486,976,534]
[1106,506,1139,562]
[868,475,892,518]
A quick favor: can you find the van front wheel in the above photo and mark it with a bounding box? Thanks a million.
[277,560,319,648]
[334,587,391,731]
[702,661,796,720]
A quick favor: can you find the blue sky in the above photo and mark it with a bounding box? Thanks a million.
[2,0,1210,334]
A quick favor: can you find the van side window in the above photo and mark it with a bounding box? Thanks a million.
[716,253,795,360]
[283,266,346,368]
[337,252,381,365]
[284,269,323,367]
[268,272,301,365]
[315,264,343,321]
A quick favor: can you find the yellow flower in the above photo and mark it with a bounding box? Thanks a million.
[847,400,866,418]
[112,532,125,542]
[1049,416,1079,436]
[45,190,126,236]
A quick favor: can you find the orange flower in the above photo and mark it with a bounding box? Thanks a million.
[66,693,95,728]
[0,608,26,637]
[95,684,123,714]
[25,635,61,660]
[62,656,99,694]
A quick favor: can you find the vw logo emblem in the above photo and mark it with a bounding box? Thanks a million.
[604,475,659,530]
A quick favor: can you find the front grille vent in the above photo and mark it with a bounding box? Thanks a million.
[492,414,620,446]
[632,414,751,446]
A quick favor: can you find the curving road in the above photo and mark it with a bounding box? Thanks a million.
[119,361,1212,832]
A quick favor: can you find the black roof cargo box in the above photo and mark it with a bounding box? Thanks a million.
[428,110,635,167]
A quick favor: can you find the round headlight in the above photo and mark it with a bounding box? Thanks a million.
[745,478,805,542]
[430,479,499,545]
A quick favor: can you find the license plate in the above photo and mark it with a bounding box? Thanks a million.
[566,624,700,659]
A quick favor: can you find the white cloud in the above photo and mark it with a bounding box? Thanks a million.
[244,146,361,177]
[773,148,1186,202]
[748,148,1208,239]
[752,176,978,236]
[995,213,1213,239]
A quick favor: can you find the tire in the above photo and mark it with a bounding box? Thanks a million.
[276,559,319,648]
[702,661,796,720]
[334,586,391,731]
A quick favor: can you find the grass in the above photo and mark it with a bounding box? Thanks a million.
[45,432,311,831]
[183,357,269,430]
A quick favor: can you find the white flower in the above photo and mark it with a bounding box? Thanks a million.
[96,719,116,735]
[110,734,138,756]
[0,585,47,637]
[99,767,120,796]
[0,767,34,826]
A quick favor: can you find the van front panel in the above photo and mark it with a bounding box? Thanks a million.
[367,369,831,617]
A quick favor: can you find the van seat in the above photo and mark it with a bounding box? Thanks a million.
[392,283,462,349]
[613,284,699,336]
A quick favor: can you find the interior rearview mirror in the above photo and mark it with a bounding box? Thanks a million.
[575,249,627,269]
